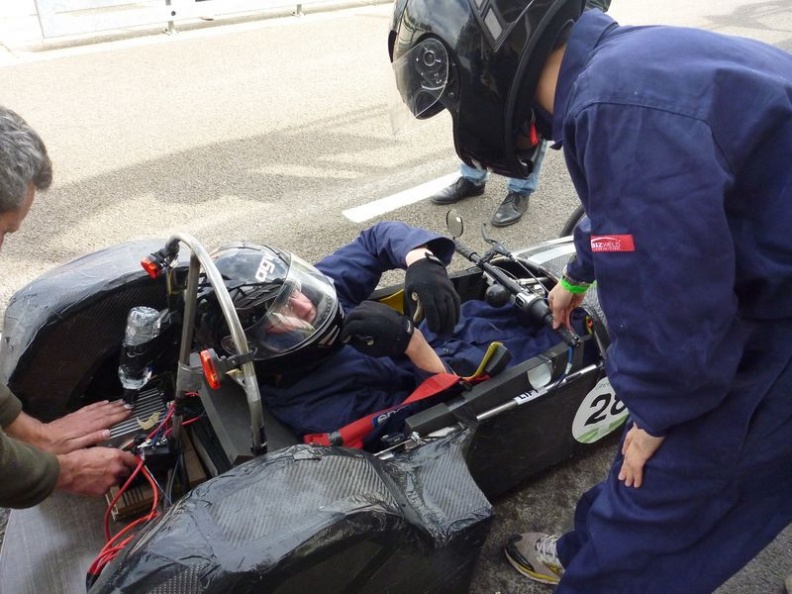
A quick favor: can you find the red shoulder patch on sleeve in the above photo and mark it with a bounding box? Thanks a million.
[590,235,635,253]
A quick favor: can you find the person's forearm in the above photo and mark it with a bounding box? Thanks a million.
[5,411,46,449]
[405,246,432,266]
[0,429,59,508]
[0,383,23,427]
[405,328,449,374]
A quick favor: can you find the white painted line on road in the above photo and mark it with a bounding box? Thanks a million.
[343,172,459,222]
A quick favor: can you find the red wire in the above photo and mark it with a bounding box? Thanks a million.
[91,460,161,576]
[164,415,202,437]
[104,458,145,541]
[90,399,183,578]
[146,406,174,441]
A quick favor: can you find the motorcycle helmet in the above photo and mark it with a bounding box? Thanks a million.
[200,242,343,375]
[388,0,585,178]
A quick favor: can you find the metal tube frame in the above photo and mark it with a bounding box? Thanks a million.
[167,232,265,454]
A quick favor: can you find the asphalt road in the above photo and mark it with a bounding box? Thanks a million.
[0,1,791,593]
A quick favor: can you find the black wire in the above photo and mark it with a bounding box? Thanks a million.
[177,450,189,496]
[86,571,99,590]
[166,451,189,501]
[510,256,550,295]
[165,454,181,502]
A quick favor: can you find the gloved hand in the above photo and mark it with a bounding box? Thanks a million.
[340,300,414,358]
[404,254,460,336]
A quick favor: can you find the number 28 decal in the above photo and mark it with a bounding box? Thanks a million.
[571,377,628,444]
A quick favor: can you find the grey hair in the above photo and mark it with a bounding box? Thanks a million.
[0,106,52,213]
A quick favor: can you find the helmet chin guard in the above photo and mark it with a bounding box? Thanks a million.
[389,0,586,178]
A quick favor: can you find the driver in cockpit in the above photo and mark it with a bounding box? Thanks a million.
[197,221,581,441]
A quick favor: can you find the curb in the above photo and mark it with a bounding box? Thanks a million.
[0,0,388,58]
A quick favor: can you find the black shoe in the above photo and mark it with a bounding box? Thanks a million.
[430,177,485,205]
[491,192,530,227]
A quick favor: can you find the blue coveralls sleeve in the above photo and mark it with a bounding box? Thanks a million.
[569,102,744,437]
[567,215,594,283]
[313,222,455,311]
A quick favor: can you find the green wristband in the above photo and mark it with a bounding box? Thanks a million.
[559,277,589,294]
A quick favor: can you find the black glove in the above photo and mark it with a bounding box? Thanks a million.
[404,254,460,336]
[340,300,414,358]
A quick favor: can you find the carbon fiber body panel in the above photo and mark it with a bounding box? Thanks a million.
[0,239,172,420]
[90,431,492,594]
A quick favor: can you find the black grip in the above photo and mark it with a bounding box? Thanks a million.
[454,238,581,347]
[549,317,581,348]
[454,240,478,262]
[533,302,581,348]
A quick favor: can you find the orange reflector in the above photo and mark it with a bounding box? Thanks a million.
[141,257,162,279]
[200,350,221,390]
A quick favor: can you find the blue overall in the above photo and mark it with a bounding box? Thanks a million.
[259,222,559,437]
[552,11,792,593]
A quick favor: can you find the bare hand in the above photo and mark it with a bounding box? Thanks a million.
[55,448,139,497]
[618,423,665,488]
[548,283,586,330]
[44,400,132,454]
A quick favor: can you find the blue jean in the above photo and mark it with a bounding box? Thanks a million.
[459,140,547,195]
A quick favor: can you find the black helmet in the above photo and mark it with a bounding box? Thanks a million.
[200,242,343,375]
[389,0,585,178]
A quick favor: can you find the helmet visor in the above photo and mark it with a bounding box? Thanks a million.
[390,38,450,135]
[221,254,338,358]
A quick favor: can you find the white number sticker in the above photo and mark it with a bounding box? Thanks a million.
[571,377,628,444]
[255,255,277,282]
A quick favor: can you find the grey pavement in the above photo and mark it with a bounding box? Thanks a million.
[0,1,790,593]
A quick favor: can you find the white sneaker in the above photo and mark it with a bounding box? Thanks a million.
[504,532,564,585]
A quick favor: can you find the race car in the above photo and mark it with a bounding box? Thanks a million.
[0,210,624,594]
